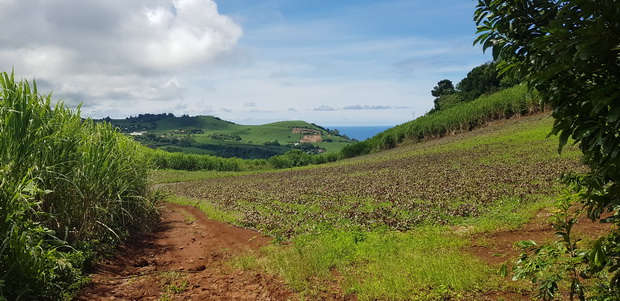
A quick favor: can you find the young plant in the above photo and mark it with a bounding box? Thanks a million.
[506,189,589,300]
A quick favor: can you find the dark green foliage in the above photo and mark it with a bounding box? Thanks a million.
[341,140,373,158]
[126,112,175,123]
[456,61,504,102]
[0,71,157,300]
[209,132,241,141]
[148,149,244,171]
[475,0,620,297]
[264,140,281,146]
[268,149,312,168]
[432,93,466,112]
[431,79,456,97]
[430,62,518,113]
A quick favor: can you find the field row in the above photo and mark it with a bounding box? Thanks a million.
[160,114,584,238]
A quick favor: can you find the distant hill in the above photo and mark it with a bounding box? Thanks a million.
[97,114,355,159]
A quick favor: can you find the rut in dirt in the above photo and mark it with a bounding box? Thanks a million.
[76,203,295,301]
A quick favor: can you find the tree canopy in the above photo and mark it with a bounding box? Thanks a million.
[474,0,620,298]
[430,79,456,98]
[430,62,516,112]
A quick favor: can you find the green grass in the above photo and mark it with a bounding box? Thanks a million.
[159,111,584,299]
[342,84,541,158]
[164,195,240,223]
[257,227,493,300]
[105,115,355,157]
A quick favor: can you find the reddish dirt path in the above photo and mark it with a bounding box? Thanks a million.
[76,201,612,301]
[470,211,612,300]
[76,203,295,301]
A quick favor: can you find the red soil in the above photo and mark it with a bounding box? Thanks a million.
[76,202,612,301]
[76,203,295,301]
[469,210,612,300]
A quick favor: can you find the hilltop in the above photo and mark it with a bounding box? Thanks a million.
[99,114,355,159]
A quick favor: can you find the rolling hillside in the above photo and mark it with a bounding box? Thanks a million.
[100,114,354,159]
[156,113,587,299]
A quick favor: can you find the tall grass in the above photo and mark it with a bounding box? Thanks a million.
[0,71,157,300]
[342,84,540,158]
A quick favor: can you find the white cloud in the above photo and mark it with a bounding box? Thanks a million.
[0,0,492,126]
[343,105,392,110]
[314,105,338,112]
[0,0,242,106]
[133,0,242,70]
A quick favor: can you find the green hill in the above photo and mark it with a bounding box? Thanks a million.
[100,114,354,159]
[157,112,584,299]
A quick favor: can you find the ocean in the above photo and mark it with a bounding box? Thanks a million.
[327,126,393,141]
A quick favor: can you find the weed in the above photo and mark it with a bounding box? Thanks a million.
[160,271,189,296]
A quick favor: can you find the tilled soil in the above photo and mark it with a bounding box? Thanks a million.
[76,203,295,301]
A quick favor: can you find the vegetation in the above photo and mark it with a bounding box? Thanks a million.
[475,0,620,298]
[158,113,584,299]
[146,148,267,171]
[0,71,157,300]
[430,61,519,112]
[100,115,354,159]
[342,84,540,158]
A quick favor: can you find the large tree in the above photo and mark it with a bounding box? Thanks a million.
[474,0,620,298]
[456,61,503,102]
[430,79,456,98]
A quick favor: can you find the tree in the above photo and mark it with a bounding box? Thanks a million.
[430,79,456,97]
[430,79,457,112]
[456,61,503,102]
[474,0,620,298]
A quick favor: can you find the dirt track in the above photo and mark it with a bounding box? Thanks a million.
[76,203,295,301]
[76,201,611,300]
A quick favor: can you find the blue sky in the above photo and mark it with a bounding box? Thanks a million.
[0,0,491,126]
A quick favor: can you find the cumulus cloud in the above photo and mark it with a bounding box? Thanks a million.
[313,105,337,111]
[343,105,392,110]
[0,0,242,106]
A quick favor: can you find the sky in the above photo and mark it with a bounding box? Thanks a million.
[0,0,491,126]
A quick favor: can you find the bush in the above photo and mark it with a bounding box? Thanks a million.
[147,149,243,171]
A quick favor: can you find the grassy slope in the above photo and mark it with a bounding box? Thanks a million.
[156,113,584,299]
[109,115,353,154]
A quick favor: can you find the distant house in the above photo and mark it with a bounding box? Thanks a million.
[129,131,146,136]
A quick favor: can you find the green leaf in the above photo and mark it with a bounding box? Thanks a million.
[499,262,508,277]
[517,240,537,248]
[589,237,608,268]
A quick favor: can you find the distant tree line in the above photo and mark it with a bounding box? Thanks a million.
[209,132,241,141]
[429,61,520,113]
[126,112,175,123]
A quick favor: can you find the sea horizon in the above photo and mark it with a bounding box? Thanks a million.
[325,125,393,141]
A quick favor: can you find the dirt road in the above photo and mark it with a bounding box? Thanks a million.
[76,203,295,301]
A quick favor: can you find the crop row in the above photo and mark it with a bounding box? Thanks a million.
[161,115,584,238]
